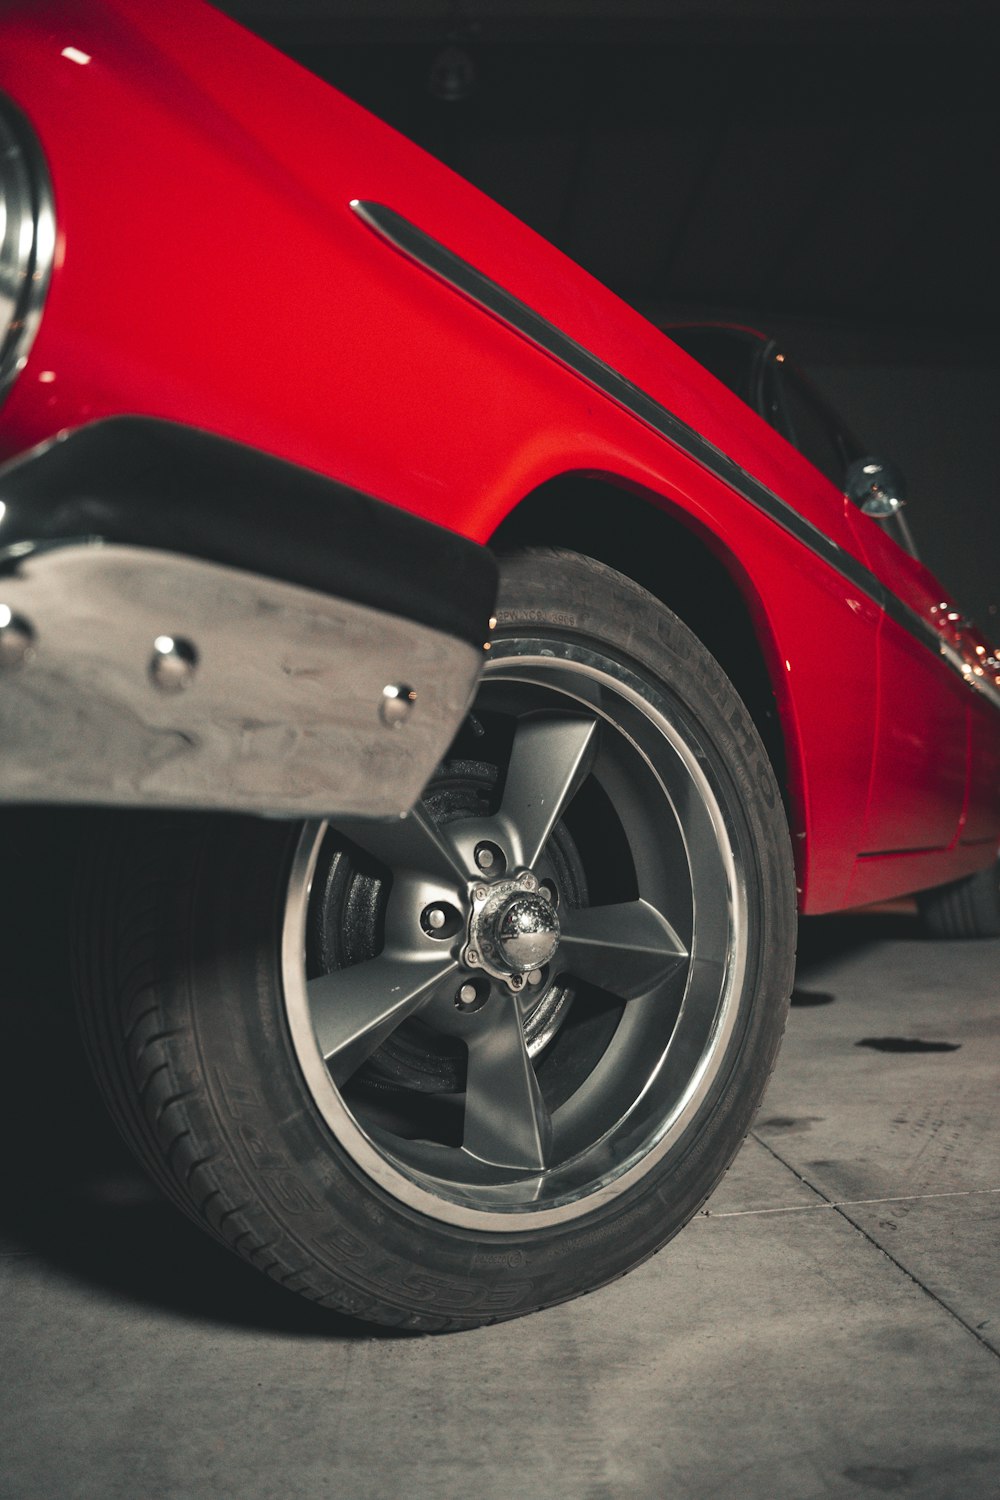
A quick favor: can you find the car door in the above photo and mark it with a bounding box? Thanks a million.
[764,354,968,855]
[843,485,970,855]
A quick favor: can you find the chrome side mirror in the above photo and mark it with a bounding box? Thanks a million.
[845,456,907,517]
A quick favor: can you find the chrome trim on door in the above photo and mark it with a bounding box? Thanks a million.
[351,200,1000,717]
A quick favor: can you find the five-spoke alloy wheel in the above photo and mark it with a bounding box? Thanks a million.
[75,550,795,1328]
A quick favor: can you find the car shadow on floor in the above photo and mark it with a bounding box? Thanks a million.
[791,909,921,1006]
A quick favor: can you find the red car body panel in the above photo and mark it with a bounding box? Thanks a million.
[1,0,998,913]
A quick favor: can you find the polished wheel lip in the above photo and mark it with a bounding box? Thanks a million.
[282,639,748,1232]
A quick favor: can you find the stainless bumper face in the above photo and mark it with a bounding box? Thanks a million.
[0,541,483,818]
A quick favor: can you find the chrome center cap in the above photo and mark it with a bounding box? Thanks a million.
[465,871,560,983]
[495,895,561,973]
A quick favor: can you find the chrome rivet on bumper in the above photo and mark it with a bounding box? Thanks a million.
[0,606,34,669]
[149,635,198,692]
[380,683,415,727]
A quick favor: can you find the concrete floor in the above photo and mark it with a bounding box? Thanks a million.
[1,863,998,1498]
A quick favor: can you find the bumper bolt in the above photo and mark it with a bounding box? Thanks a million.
[380,683,416,727]
[150,634,198,692]
[0,606,34,669]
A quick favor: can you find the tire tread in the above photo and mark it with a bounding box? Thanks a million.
[918,860,1000,939]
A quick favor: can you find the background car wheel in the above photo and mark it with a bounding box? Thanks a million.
[917,858,1000,939]
[73,548,795,1330]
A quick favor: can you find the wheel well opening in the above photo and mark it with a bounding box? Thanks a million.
[491,472,788,803]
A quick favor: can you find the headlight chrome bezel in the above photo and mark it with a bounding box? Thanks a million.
[0,98,56,406]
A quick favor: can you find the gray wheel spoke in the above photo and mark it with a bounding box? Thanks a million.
[308,953,457,1084]
[501,714,598,868]
[463,999,552,1170]
[333,804,468,885]
[558,899,688,1001]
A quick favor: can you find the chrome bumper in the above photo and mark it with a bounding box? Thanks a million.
[0,420,495,818]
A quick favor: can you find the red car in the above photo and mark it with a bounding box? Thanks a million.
[1,0,997,1330]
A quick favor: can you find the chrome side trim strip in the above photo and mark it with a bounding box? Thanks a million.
[351,200,1000,717]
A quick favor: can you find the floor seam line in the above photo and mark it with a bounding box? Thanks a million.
[702,1185,1000,1220]
[749,1131,1000,1362]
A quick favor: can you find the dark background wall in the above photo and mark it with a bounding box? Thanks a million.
[226,0,999,632]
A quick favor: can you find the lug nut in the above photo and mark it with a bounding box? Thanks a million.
[420,902,458,938]
[474,842,506,876]
[456,981,488,1013]
[527,969,543,986]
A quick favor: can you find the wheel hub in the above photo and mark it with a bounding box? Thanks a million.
[465,870,560,988]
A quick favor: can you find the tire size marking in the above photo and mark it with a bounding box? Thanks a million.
[213,1067,265,1121]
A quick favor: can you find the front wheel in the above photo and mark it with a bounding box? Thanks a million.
[74,549,795,1329]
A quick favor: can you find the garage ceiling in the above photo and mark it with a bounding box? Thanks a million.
[223,2,999,361]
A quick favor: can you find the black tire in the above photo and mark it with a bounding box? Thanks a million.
[917,858,1000,939]
[73,549,795,1330]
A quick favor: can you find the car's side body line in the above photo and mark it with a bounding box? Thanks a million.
[352,200,1000,720]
